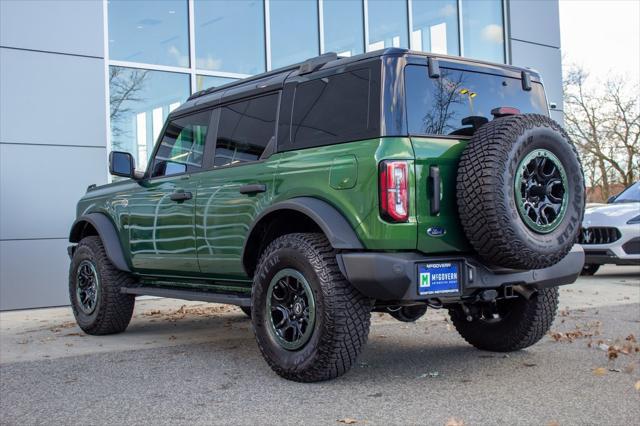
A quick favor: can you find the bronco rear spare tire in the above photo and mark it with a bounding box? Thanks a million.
[457,114,584,270]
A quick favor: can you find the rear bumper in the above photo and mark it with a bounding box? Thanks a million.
[336,245,584,302]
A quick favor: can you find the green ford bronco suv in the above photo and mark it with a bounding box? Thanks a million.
[68,49,585,382]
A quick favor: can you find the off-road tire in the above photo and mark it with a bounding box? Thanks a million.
[252,233,372,382]
[388,305,428,322]
[240,306,252,318]
[449,287,559,352]
[69,236,135,335]
[457,114,585,269]
[581,264,600,276]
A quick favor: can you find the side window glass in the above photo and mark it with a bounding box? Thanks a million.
[151,110,212,177]
[290,69,371,149]
[214,93,279,167]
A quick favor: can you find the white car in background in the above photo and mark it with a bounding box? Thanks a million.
[580,182,640,275]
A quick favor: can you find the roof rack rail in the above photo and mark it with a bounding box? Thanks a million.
[187,52,343,102]
[299,52,338,75]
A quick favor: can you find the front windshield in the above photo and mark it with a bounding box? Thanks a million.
[613,182,640,203]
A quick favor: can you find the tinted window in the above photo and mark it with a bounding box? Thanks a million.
[108,0,189,67]
[460,0,505,63]
[405,65,547,136]
[411,0,459,56]
[322,0,364,57]
[109,66,190,171]
[214,94,279,167]
[194,0,265,74]
[151,110,212,177]
[269,0,319,69]
[613,182,640,203]
[367,0,408,50]
[290,69,371,149]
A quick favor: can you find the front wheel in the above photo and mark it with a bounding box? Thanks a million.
[69,236,136,335]
[252,233,372,382]
[449,287,559,352]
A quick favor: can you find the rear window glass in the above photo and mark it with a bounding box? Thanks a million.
[405,65,548,136]
[290,69,371,149]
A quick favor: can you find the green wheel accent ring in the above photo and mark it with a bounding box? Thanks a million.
[514,149,569,234]
[76,260,100,315]
[266,268,316,351]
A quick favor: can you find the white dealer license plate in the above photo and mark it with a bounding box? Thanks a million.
[417,262,460,296]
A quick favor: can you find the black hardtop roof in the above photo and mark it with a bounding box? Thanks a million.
[174,48,541,115]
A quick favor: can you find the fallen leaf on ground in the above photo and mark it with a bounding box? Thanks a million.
[523,362,537,367]
[337,418,358,424]
[445,418,464,426]
[593,367,607,376]
[635,381,640,391]
[626,334,636,342]
[64,333,84,337]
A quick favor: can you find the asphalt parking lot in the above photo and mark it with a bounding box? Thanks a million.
[1,265,639,425]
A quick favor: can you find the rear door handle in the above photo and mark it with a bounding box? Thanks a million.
[429,166,440,216]
[170,190,192,202]
[239,184,266,195]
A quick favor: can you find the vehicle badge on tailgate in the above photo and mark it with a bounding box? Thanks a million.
[427,226,446,237]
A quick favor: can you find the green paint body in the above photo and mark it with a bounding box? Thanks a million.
[76,136,471,289]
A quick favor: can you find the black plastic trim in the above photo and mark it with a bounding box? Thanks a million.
[337,245,584,301]
[121,286,251,307]
[241,197,364,275]
[69,213,131,272]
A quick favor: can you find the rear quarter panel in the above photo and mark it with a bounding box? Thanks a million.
[274,137,418,250]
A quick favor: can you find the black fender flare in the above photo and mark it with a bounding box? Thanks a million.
[241,197,363,275]
[69,213,131,272]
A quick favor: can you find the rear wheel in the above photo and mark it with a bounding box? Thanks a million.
[581,264,600,276]
[252,233,372,382]
[69,236,136,335]
[449,287,559,352]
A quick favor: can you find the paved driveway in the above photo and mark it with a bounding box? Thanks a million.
[1,265,639,425]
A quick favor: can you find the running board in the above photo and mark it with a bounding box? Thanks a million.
[121,286,251,307]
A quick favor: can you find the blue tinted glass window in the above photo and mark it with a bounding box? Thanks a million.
[194,0,265,75]
[109,66,190,170]
[269,0,319,69]
[461,0,505,63]
[367,0,408,50]
[411,0,459,56]
[322,0,363,56]
[196,75,237,92]
[108,0,189,67]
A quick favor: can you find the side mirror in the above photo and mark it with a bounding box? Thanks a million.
[607,194,617,204]
[109,151,136,178]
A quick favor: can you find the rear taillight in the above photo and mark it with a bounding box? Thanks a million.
[379,160,409,222]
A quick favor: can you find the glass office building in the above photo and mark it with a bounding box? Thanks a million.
[107,0,509,170]
[0,0,563,309]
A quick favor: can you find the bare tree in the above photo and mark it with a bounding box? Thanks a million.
[109,67,149,149]
[563,66,640,200]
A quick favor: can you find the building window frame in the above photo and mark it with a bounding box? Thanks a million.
[103,0,510,180]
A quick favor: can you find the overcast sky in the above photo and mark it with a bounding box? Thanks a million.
[559,0,640,84]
